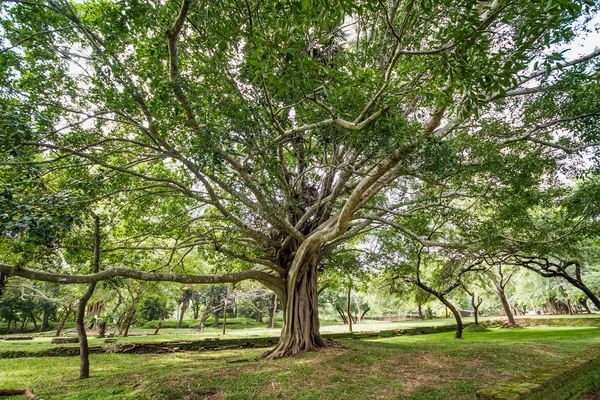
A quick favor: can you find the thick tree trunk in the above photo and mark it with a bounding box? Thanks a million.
[262,255,329,359]
[153,308,165,335]
[418,303,424,320]
[56,306,72,337]
[76,281,97,379]
[256,310,263,323]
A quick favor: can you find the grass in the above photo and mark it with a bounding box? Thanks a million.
[2,314,600,354]
[1,326,599,399]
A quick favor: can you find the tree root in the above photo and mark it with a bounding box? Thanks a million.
[261,338,344,359]
[0,388,37,399]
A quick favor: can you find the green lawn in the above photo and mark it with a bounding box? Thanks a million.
[2,314,600,354]
[1,326,599,399]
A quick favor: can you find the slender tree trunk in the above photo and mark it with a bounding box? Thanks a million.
[122,299,137,337]
[256,310,263,323]
[335,305,348,324]
[76,281,97,379]
[347,284,353,333]
[20,315,27,332]
[177,301,188,329]
[268,294,277,328]
[263,254,328,359]
[56,306,72,337]
[40,308,50,332]
[498,288,516,325]
[418,303,424,320]
[29,312,38,332]
[222,287,230,335]
[471,295,482,326]
[440,297,463,339]
[77,213,101,379]
[153,308,165,335]
[580,298,592,314]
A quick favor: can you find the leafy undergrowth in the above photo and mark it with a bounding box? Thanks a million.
[1,327,599,399]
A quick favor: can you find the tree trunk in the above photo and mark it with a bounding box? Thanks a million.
[418,303,423,320]
[262,255,329,359]
[347,284,353,333]
[153,308,165,335]
[40,308,50,332]
[440,297,463,339]
[122,300,137,337]
[471,295,481,326]
[335,304,348,324]
[20,315,27,332]
[256,310,263,323]
[177,302,187,329]
[222,287,230,335]
[197,306,212,332]
[580,298,592,314]
[213,311,219,327]
[56,306,72,337]
[268,294,277,328]
[76,281,97,379]
[29,312,38,332]
[498,288,517,325]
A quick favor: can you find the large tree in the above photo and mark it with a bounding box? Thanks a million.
[1,0,600,358]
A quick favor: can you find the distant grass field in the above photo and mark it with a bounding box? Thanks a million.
[1,314,599,353]
[1,326,599,399]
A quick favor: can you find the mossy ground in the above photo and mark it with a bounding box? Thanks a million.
[1,327,599,399]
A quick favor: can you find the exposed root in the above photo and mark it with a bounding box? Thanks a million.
[261,338,344,359]
[0,388,37,399]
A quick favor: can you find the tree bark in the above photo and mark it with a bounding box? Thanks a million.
[76,281,97,379]
[222,287,230,335]
[40,308,50,332]
[347,284,353,333]
[29,312,38,332]
[20,315,27,333]
[580,298,592,314]
[262,254,329,359]
[56,306,72,337]
[498,287,516,325]
[417,303,424,320]
[268,294,277,328]
[77,212,101,379]
[153,308,165,335]
[440,297,463,339]
[122,299,137,337]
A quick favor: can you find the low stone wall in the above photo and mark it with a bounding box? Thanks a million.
[476,347,600,400]
[483,316,600,328]
[0,324,459,358]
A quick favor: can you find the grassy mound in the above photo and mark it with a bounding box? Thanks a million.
[464,324,491,332]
